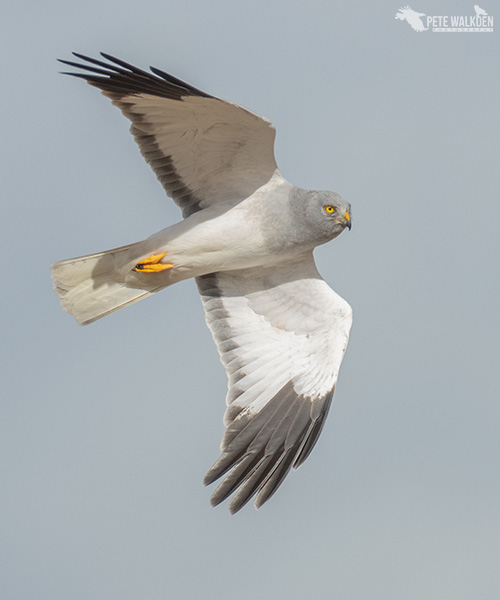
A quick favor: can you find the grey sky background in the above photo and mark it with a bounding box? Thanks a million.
[1,1,499,598]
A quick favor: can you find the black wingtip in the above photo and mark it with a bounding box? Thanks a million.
[228,503,246,515]
[72,51,92,60]
[57,52,214,100]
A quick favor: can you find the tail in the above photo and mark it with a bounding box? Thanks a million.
[51,242,161,325]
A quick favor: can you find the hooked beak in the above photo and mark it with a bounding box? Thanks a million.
[344,210,351,230]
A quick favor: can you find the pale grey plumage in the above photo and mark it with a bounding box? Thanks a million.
[51,53,353,512]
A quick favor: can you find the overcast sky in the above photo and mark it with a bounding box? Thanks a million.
[1,1,499,599]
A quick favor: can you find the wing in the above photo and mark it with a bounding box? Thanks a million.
[197,256,352,513]
[59,53,278,217]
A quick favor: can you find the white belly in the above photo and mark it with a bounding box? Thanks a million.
[141,179,295,277]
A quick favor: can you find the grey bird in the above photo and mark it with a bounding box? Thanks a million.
[51,53,353,513]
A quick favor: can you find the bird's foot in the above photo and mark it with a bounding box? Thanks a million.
[133,252,173,273]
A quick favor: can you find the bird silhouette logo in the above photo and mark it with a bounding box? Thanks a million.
[395,6,428,31]
[474,5,488,16]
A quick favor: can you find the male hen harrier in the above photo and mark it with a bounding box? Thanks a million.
[51,53,353,513]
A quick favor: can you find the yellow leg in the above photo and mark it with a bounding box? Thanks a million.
[133,252,173,273]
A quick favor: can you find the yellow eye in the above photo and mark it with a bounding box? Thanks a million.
[324,205,335,214]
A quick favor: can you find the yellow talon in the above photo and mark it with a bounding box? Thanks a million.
[134,252,173,273]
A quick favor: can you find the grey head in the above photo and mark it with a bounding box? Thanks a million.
[261,187,351,253]
[292,189,352,248]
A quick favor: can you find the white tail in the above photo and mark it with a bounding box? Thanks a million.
[51,243,159,325]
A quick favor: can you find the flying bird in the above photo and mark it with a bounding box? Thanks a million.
[51,53,353,513]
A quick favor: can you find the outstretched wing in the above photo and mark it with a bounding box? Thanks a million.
[197,257,352,513]
[59,53,278,217]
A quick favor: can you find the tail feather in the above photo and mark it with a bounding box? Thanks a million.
[51,243,158,325]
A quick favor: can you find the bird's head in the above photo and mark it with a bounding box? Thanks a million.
[302,190,352,244]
